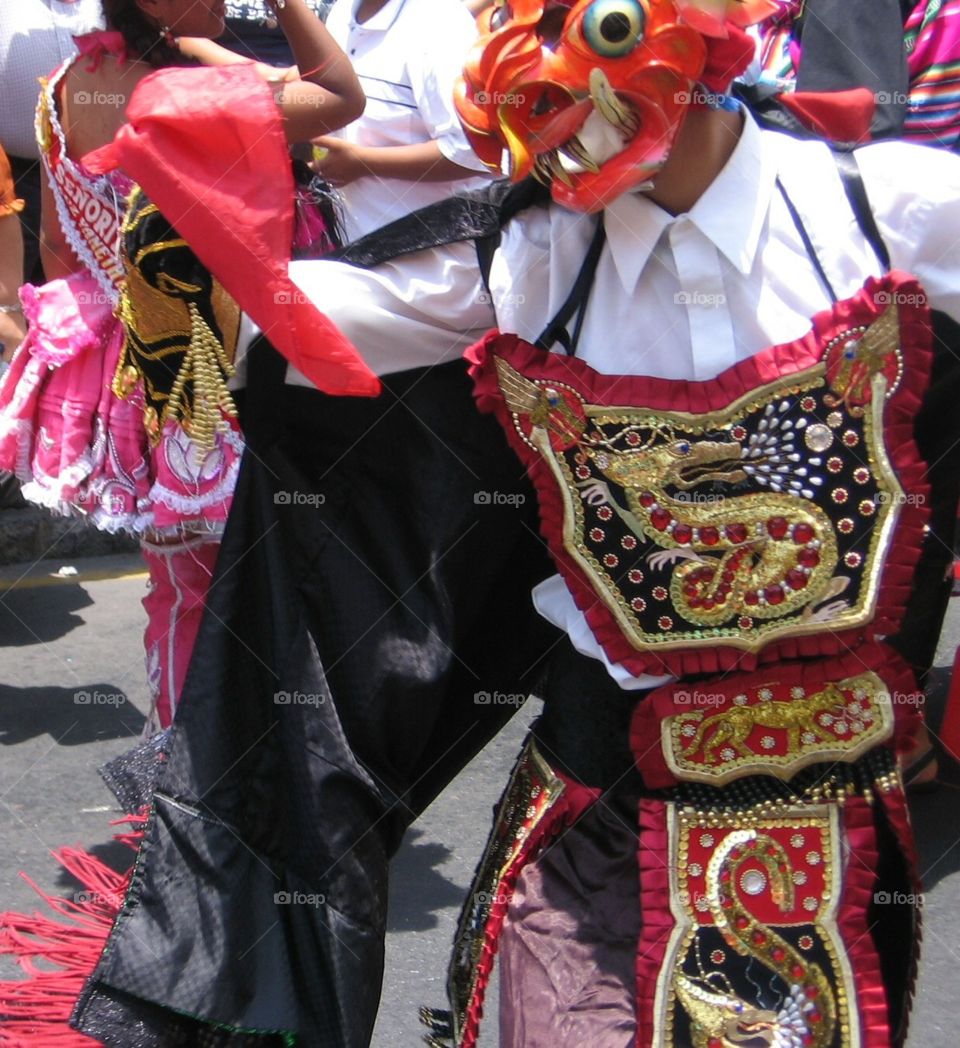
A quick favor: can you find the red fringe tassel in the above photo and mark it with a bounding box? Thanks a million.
[0,816,145,1046]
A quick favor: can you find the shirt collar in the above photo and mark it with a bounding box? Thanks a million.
[603,109,778,293]
[350,0,406,32]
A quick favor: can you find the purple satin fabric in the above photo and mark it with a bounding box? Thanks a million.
[499,794,641,1047]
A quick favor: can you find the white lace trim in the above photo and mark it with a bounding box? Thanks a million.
[147,451,243,516]
[38,60,122,305]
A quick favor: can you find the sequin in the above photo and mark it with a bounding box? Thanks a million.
[740,869,767,895]
[805,423,833,452]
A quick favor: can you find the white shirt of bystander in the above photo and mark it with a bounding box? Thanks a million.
[324,0,490,240]
[0,0,104,159]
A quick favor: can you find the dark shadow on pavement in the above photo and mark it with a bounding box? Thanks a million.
[388,827,464,933]
[0,684,146,745]
[0,582,92,646]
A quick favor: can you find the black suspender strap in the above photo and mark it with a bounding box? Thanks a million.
[834,151,892,272]
[775,176,838,303]
[535,215,607,355]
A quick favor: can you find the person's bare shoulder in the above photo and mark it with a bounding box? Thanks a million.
[59,57,155,156]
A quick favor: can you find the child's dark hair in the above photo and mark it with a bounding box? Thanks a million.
[101,0,188,67]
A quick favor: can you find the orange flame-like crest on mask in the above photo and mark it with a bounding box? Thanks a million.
[455,0,776,211]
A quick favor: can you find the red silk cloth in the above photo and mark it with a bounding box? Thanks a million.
[780,87,875,143]
[85,64,379,398]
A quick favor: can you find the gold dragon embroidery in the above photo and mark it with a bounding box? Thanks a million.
[675,830,837,1048]
[680,687,850,764]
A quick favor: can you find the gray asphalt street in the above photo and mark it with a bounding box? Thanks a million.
[0,550,958,1047]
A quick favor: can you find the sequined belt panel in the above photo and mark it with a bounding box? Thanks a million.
[631,645,919,790]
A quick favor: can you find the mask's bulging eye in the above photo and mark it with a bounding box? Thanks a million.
[582,0,645,57]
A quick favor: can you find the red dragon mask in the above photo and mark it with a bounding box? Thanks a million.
[456,0,777,211]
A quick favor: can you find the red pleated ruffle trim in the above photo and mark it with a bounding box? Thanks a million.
[467,272,934,677]
[838,798,897,1048]
[457,772,599,1048]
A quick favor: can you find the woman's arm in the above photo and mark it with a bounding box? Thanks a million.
[0,145,25,359]
[263,0,365,142]
[38,166,81,282]
[0,212,25,361]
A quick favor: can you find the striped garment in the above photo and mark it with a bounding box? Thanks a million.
[904,0,960,147]
[756,0,960,149]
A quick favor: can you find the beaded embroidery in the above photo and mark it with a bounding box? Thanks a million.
[661,671,894,785]
[114,189,240,449]
[657,803,852,1048]
[468,273,932,674]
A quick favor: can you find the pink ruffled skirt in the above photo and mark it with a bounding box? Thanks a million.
[0,272,243,538]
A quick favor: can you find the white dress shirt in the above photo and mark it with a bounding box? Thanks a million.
[0,0,103,159]
[324,0,489,240]
[284,111,960,686]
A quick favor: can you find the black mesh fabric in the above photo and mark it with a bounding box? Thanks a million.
[99,730,170,815]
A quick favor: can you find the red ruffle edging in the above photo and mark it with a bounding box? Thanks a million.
[630,643,921,790]
[467,272,934,678]
[457,771,599,1048]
